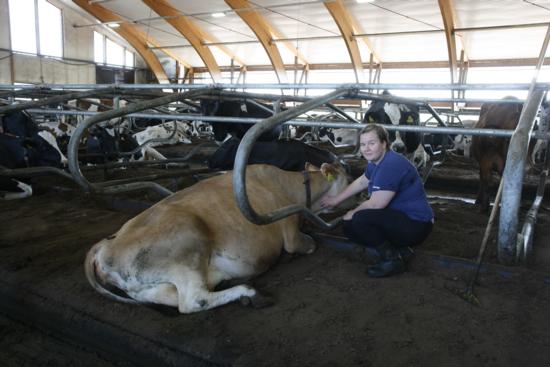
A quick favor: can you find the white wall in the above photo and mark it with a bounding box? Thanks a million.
[0,0,147,85]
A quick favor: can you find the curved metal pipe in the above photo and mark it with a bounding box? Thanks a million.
[520,135,550,263]
[0,88,115,115]
[67,88,210,194]
[0,166,75,182]
[97,181,173,197]
[232,87,352,227]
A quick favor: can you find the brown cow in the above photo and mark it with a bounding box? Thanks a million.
[84,163,349,313]
[471,98,523,212]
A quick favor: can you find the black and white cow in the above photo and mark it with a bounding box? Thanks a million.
[1,110,63,168]
[208,137,338,171]
[0,110,64,199]
[200,99,282,143]
[363,91,428,168]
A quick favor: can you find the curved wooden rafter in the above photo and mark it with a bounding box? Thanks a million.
[193,28,246,67]
[269,29,308,66]
[438,0,465,84]
[142,0,222,82]
[146,38,192,70]
[225,0,288,83]
[72,0,170,84]
[323,0,365,83]
[345,10,381,65]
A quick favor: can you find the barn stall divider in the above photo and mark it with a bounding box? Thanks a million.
[2,82,550,265]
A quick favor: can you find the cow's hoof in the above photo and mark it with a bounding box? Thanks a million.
[239,292,274,309]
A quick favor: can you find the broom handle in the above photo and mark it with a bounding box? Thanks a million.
[468,177,505,289]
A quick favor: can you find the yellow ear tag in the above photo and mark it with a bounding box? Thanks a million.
[327,173,335,182]
[407,116,414,124]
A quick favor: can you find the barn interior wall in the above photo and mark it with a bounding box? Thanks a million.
[0,0,12,83]
[0,0,146,85]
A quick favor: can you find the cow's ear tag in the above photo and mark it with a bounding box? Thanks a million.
[326,173,335,182]
[368,116,374,123]
[407,116,414,124]
[240,103,248,113]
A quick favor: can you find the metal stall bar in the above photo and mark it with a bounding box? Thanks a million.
[498,23,550,265]
[0,88,116,115]
[0,166,76,182]
[27,107,550,139]
[232,87,353,229]
[325,103,361,123]
[67,88,211,197]
[3,83,550,91]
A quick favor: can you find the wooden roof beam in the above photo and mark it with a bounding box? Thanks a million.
[142,0,246,68]
[225,0,288,83]
[344,7,381,64]
[147,38,192,70]
[72,0,170,83]
[194,29,246,67]
[438,0,460,84]
[142,0,222,83]
[324,0,365,83]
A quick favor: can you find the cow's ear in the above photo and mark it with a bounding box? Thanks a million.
[305,162,319,171]
[320,163,337,181]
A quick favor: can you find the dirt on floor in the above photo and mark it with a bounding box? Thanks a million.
[1,151,550,367]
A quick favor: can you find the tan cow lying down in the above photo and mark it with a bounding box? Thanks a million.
[85,163,348,313]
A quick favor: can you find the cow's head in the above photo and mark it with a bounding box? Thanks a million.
[307,162,353,212]
[363,102,392,125]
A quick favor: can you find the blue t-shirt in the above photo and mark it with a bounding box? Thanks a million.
[365,150,433,222]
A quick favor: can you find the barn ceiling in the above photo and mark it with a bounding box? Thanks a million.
[66,0,550,84]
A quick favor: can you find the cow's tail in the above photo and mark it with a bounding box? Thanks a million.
[84,241,138,304]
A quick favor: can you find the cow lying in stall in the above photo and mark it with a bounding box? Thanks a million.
[85,162,348,313]
[131,120,193,160]
[208,137,338,171]
[471,97,539,212]
[0,110,63,199]
[0,142,33,200]
[363,91,428,169]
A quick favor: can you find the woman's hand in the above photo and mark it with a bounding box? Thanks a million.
[343,209,356,220]
[320,195,340,210]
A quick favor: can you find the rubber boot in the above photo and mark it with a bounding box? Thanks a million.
[349,245,380,265]
[367,243,406,278]
[397,246,415,263]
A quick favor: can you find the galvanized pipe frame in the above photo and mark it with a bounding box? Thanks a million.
[0,166,76,182]
[9,85,550,265]
[2,83,550,91]
[0,88,117,115]
[67,88,212,198]
[25,107,550,140]
[232,87,356,229]
[7,82,550,267]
